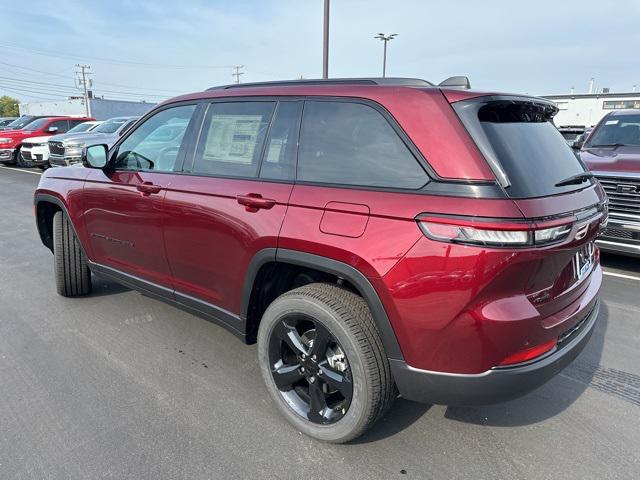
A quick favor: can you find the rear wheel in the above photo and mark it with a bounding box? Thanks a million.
[52,211,92,296]
[257,283,395,443]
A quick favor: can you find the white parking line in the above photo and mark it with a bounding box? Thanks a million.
[0,165,42,175]
[603,271,640,282]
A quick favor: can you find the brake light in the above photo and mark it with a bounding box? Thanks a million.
[417,215,574,248]
[498,339,557,366]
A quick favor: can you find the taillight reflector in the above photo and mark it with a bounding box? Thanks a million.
[498,339,557,366]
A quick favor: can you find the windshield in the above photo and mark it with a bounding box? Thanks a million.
[67,122,96,133]
[6,116,37,129]
[94,119,128,134]
[454,98,591,198]
[23,118,50,131]
[586,114,640,147]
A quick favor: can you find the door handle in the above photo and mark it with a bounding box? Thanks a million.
[136,182,162,196]
[236,193,276,212]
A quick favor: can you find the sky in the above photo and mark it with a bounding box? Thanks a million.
[1,0,639,105]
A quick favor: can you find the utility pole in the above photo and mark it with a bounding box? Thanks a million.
[322,0,330,78]
[374,33,397,78]
[75,64,91,117]
[232,65,244,84]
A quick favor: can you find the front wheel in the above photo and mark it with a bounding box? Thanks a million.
[257,283,395,443]
[52,211,92,296]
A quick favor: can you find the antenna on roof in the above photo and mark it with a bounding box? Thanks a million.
[438,76,471,90]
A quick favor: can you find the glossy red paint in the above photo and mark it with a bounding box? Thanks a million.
[34,80,606,397]
[162,175,293,313]
[81,169,174,289]
[171,85,496,181]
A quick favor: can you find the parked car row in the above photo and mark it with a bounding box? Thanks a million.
[0,115,138,169]
[576,109,640,257]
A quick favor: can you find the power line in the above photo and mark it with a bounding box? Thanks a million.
[232,65,244,84]
[0,42,234,70]
[0,75,170,100]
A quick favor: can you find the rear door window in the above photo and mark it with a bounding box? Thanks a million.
[454,98,591,198]
[297,101,429,189]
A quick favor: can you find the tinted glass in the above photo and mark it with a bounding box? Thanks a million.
[586,114,640,147]
[192,102,275,177]
[454,99,590,198]
[298,101,428,189]
[7,116,36,129]
[24,118,50,131]
[259,102,300,181]
[67,122,96,133]
[95,118,129,134]
[113,105,195,172]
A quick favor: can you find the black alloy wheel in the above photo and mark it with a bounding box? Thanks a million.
[268,315,353,425]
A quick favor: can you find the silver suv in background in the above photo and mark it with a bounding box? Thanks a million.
[48,116,138,167]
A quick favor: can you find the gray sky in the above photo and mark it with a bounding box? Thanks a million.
[2,0,639,103]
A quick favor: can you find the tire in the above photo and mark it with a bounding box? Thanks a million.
[257,283,395,443]
[15,147,28,167]
[52,211,92,297]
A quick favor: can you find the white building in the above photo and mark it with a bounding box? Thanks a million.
[543,92,640,129]
[19,97,156,120]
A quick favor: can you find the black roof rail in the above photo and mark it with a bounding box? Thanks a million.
[206,77,435,91]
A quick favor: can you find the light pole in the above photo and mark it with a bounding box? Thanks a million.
[374,33,397,78]
[322,0,330,78]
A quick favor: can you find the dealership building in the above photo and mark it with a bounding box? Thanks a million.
[543,91,640,129]
[18,96,156,120]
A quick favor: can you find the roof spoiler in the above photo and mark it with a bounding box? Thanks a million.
[438,76,471,90]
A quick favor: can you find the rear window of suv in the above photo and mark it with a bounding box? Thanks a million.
[454,97,591,198]
[298,101,429,190]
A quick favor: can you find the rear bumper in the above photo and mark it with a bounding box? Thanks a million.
[597,216,640,257]
[391,299,599,405]
[0,148,15,162]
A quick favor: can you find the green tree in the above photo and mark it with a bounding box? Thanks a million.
[0,95,19,117]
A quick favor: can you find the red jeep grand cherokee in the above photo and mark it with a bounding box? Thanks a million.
[34,78,606,442]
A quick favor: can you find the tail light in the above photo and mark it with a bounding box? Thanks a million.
[498,338,557,366]
[417,214,574,248]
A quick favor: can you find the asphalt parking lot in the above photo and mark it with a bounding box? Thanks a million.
[1,165,639,480]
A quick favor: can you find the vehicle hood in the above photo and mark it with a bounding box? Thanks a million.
[22,135,51,144]
[580,145,640,175]
[0,130,32,138]
[49,131,104,143]
[54,132,118,147]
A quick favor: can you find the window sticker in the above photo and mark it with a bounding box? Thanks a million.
[204,115,264,164]
[605,120,619,125]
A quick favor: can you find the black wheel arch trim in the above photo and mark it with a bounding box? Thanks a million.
[241,248,404,361]
[34,193,82,254]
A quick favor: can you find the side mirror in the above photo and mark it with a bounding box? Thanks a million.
[46,126,58,133]
[82,144,109,169]
[572,139,584,150]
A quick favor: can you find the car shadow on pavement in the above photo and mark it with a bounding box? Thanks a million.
[88,275,131,297]
[443,302,609,428]
[351,399,432,443]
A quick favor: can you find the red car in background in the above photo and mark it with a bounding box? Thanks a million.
[35,78,606,442]
[0,116,94,167]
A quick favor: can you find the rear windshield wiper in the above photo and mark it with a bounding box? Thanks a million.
[555,172,594,187]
